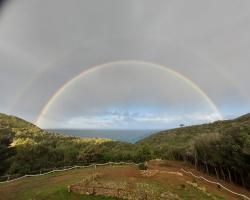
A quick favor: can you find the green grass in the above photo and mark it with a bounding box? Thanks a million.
[0,167,121,200]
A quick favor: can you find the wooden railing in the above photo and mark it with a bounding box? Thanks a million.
[181,168,250,200]
[0,162,139,183]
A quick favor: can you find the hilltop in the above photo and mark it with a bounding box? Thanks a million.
[0,113,36,128]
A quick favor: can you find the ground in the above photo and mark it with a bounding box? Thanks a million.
[0,160,249,200]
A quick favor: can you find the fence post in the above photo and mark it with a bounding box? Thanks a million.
[117,188,120,198]
[67,185,71,193]
[92,186,96,195]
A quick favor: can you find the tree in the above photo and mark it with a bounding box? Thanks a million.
[136,145,152,162]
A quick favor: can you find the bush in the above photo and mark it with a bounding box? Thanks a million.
[138,162,148,170]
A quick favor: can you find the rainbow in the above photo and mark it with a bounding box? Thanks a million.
[36,60,223,127]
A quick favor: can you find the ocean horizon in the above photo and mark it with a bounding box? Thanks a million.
[47,129,161,143]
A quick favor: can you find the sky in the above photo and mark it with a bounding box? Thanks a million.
[0,0,250,129]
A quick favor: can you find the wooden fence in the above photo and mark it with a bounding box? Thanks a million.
[0,162,139,183]
[181,168,250,200]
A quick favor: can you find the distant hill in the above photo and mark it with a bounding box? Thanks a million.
[137,115,247,149]
[137,114,250,151]
[0,113,36,129]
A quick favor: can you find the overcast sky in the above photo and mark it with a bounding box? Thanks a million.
[0,0,250,129]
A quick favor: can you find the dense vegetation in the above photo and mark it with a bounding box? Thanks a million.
[0,113,152,177]
[138,114,250,188]
[1,112,250,189]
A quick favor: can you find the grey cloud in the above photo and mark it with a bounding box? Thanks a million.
[0,0,249,128]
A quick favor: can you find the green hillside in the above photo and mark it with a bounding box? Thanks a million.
[0,113,36,128]
[137,114,250,188]
[0,113,147,178]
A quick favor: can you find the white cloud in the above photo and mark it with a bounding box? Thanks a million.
[187,112,222,122]
[68,116,115,129]
[63,111,221,129]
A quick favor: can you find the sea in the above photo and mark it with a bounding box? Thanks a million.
[47,129,161,143]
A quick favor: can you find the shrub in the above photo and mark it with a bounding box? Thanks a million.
[138,162,148,170]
